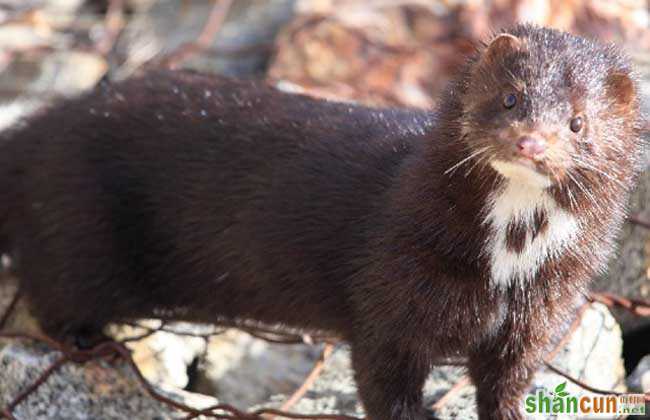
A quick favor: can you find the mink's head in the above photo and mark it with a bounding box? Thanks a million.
[458,24,644,199]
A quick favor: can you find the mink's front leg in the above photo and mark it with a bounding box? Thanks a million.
[468,312,548,420]
[351,340,434,420]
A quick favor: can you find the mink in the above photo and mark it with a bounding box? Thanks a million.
[0,24,645,420]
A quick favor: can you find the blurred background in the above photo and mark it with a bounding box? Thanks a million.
[0,1,649,419]
[0,0,649,119]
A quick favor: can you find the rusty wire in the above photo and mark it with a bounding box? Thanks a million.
[122,319,338,345]
[0,326,359,420]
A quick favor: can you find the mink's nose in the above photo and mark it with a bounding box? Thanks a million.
[516,135,546,159]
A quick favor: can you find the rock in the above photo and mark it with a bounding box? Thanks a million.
[113,325,322,410]
[628,355,650,393]
[0,11,107,104]
[0,49,106,129]
[116,322,208,390]
[0,23,57,51]
[30,51,107,97]
[193,330,322,408]
[592,52,650,333]
[0,338,219,420]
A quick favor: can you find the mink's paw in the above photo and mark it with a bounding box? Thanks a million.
[72,329,111,350]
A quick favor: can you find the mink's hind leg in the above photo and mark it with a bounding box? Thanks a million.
[351,340,432,420]
[15,230,124,349]
[20,270,114,349]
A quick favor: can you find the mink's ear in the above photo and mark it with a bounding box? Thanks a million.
[606,71,636,110]
[482,33,522,63]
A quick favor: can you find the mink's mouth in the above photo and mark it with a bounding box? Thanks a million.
[512,156,548,173]
[490,158,553,188]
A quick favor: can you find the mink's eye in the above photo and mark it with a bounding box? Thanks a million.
[570,116,583,133]
[503,94,517,109]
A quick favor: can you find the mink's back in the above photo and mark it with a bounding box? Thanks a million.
[0,70,434,334]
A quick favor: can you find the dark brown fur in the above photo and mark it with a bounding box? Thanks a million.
[0,25,645,420]
[505,220,527,253]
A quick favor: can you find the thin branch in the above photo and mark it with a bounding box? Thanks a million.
[279,344,334,413]
[628,214,650,230]
[590,292,650,317]
[94,0,126,56]
[431,376,471,412]
[161,0,234,69]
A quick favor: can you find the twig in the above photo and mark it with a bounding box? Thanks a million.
[161,0,234,69]
[589,292,650,317]
[628,214,650,230]
[95,0,126,56]
[279,344,334,413]
[431,376,471,412]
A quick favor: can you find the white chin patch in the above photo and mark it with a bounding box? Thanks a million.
[490,160,551,188]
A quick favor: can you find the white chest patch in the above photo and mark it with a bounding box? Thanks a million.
[483,180,580,289]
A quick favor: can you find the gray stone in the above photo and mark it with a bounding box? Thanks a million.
[0,338,219,420]
[628,355,650,393]
[592,52,650,332]
[195,330,322,408]
[111,326,323,411]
